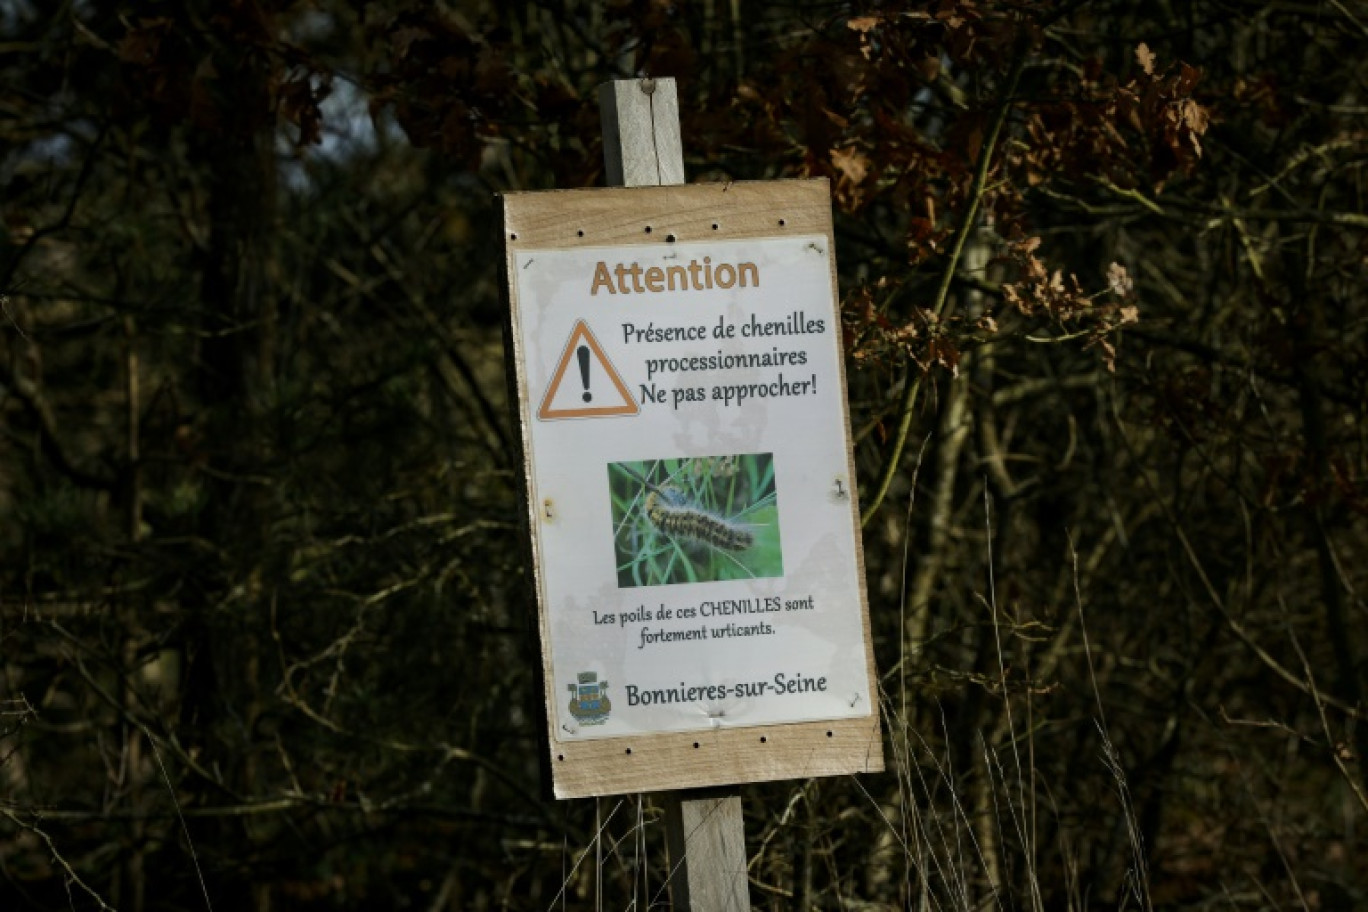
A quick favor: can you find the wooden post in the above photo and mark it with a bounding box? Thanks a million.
[662,789,750,911]
[597,76,751,912]
[598,77,686,187]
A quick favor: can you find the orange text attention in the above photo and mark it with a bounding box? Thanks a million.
[590,258,760,295]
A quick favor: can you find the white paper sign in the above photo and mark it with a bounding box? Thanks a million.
[512,235,870,740]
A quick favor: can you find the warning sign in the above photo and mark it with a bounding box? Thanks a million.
[538,321,639,420]
[501,180,881,798]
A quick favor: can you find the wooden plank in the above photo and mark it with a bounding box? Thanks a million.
[543,713,883,798]
[598,77,686,187]
[503,179,831,247]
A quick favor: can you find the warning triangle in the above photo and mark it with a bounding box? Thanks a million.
[538,320,639,420]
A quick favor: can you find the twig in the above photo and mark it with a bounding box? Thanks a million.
[364,241,512,460]
[1285,623,1368,815]
[985,486,1041,912]
[1071,535,1152,912]
[0,293,30,341]
[545,799,623,912]
[0,797,547,828]
[0,353,117,490]
[1,124,107,291]
[898,432,933,728]
[146,728,215,911]
[0,808,115,910]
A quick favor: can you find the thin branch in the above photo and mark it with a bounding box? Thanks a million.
[1,124,107,292]
[1285,623,1368,816]
[0,798,546,828]
[0,353,118,489]
[0,809,115,910]
[146,728,214,912]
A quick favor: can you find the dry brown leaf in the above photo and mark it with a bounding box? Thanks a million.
[1136,42,1156,76]
[1182,98,1210,143]
[830,146,871,184]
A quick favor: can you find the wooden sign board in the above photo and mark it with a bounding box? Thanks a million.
[502,179,882,799]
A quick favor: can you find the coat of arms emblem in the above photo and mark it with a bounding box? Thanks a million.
[567,671,611,725]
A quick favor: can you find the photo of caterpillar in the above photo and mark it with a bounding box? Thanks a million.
[608,453,783,588]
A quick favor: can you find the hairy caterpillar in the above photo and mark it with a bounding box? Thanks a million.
[645,490,754,552]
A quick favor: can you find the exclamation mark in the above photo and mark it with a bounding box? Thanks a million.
[577,345,592,402]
